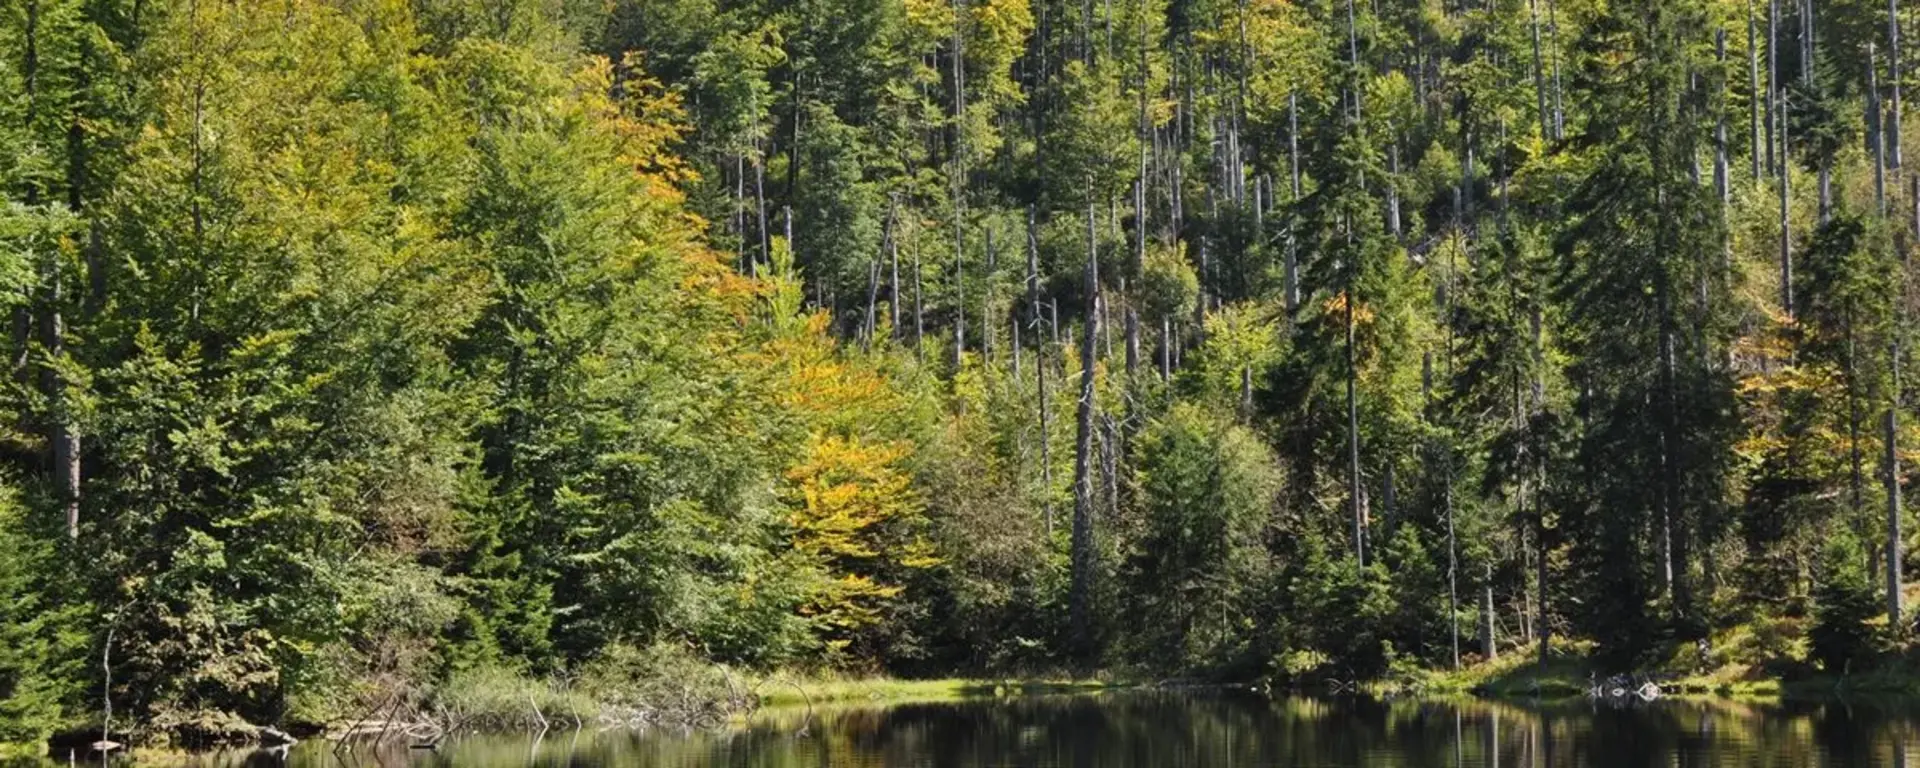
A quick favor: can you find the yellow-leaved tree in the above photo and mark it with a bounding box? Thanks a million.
[784,435,940,653]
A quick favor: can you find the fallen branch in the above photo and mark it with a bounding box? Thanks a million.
[526,692,550,734]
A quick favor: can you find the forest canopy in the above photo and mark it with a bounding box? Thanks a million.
[0,0,1917,744]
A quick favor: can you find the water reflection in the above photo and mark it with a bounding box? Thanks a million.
[27,692,1920,767]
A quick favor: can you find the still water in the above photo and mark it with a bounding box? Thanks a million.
[69,692,1920,766]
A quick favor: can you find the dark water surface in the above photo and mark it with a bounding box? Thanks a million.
[60,692,1920,766]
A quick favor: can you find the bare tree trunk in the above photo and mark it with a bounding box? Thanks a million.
[32,0,80,540]
[1890,337,1905,626]
[1029,208,1054,534]
[1802,0,1814,89]
[1347,225,1365,566]
[953,243,966,370]
[1749,0,1764,181]
[1253,174,1265,240]
[1070,202,1102,659]
[1547,0,1565,138]
[1728,31,1743,202]
[1690,69,1706,189]
[1194,240,1209,334]
[1126,304,1140,380]
[1345,0,1361,121]
[1285,92,1302,317]
[915,239,926,356]
[1387,136,1402,238]
[757,154,771,271]
[1448,482,1461,668]
[1852,308,1866,528]
[1462,124,1477,222]
[1780,92,1794,317]
[1013,303,1023,381]
[1425,350,1461,669]
[888,196,901,336]
[735,156,747,269]
[1873,45,1888,216]
[864,258,879,349]
[951,5,967,372]
[1482,566,1499,660]
[1819,162,1833,225]
[1240,365,1253,420]
[1528,0,1550,139]
[1890,0,1904,171]
[1128,179,1144,378]
[45,246,75,540]
[1768,0,1779,176]
[983,229,996,364]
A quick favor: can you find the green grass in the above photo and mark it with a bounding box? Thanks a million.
[1360,621,1920,703]
[749,675,1133,707]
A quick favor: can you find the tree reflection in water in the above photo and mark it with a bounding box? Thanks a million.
[95,692,1920,767]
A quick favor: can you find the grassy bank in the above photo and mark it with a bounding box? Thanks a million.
[1385,654,1788,700]
[749,675,1132,707]
[1360,632,1920,702]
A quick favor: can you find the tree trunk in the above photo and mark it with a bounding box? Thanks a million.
[864,258,879,349]
[1070,202,1102,658]
[1890,339,1905,626]
[735,156,747,268]
[1285,92,1302,317]
[953,242,966,370]
[1872,45,1888,215]
[757,154,771,271]
[1155,316,1167,380]
[1387,136,1402,238]
[1528,0,1550,140]
[1447,479,1461,667]
[888,197,901,337]
[1728,31,1743,202]
[915,239,926,355]
[1482,566,1499,660]
[1463,126,1477,221]
[951,6,967,373]
[44,246,76,540]
[1013,303,1023,381]
[1029,207,1053,534]
[1253,174,1265,240]
[1345,0,1361,121]
[1780,92,1793,317]
[1853,308,1866,522]
[1128,179,1144,378]
[1547,0,1565,138]
[1802,0,1814,88]
[982,229,996,364]
[1749,0,1764,181]
[1890,0,1904,171]
[1126,304,1140,380]
[1767,0,1779,176]
[1818,163,1833,225]
[1347,228,1365,566]
[1240,366,1252,421]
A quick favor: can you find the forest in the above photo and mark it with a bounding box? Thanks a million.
[0,0,1917,746]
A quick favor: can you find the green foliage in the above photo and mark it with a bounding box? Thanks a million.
[0,0,1915,744]
[1810,531,1881,673]
[1122,404,1278,673]
[0,491,83,743]
[1284,534,1394,679]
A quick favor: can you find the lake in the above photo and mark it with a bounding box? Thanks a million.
[35,691,1920,766]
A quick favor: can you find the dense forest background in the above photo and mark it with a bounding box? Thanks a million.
[1,0,1917,744]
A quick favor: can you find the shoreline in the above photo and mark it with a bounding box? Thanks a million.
[26,662,1920,757]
